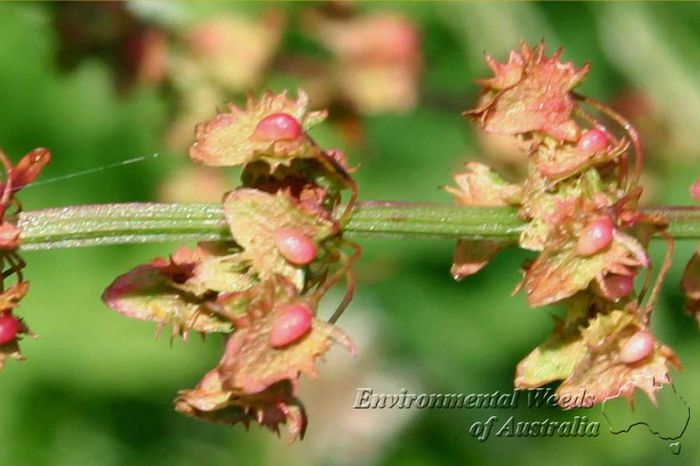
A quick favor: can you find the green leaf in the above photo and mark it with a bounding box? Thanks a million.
[217,276,355,395]
[189,90,326,168]
[445,163,520,278]
[533,137,629,184]
[557,310,681,407]
[450,239,506,279]
[445,162,521,207]
[515,295,590,388]
[176,370,307,442]
[523,230,647,307]
[516,333,587,389]
[223,189,335,288]
[467,42,589,141]
[102,244,256,337]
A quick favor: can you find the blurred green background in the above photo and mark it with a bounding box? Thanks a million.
[1,1,700,465]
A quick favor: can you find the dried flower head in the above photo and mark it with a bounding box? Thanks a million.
[467,41,589,141]
[0,148,51,370]
[105,91,360,440]
[457,42,676,406]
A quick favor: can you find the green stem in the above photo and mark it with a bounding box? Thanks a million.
[15,202,700,251]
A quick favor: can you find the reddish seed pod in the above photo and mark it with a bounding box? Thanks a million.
[269,303,313,348]
[275,228,317,265]
[0,311,21,345]
[252,113,302,142]
[0,223,20,250]
[576,128,610,156]
[603,274,634,300]
[12,147,52,191]
[619,330,655,364]
[576,216,614,256]
[0,148,51,200]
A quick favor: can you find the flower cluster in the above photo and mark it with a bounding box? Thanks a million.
[449,42,678,406]
[0,148,51,369]
[103,91,360,441]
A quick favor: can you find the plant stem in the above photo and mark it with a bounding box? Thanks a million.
[15,202,700,251]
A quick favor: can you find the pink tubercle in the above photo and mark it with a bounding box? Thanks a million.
[577,128,610,156]
[0,311,20,345]
[275,228,317,265]
[576,216,614,256]
[269,303,313,348]
[604,274,634,300]
[619,330,655,364]
[252,113,302,142]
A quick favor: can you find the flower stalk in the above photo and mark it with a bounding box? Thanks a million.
[16,202,700,250]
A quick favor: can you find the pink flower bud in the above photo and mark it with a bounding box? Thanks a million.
[576,128,609,156]
[270,303,313,348]
[576,216,614,256]
[691,178,700,202]
[0,311,20,345]
[604,274,634,300]
[275,228,317,265]
[252,113,302,142]
[619,330,655,364]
